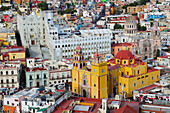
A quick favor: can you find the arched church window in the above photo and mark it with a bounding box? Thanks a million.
[83,80,86,85]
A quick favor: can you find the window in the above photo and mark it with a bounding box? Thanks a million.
[145,75,148,77]
[29,76,32,80]
[152,77,153,80]
[74,89,76,92]
[58,81,61,83]
[124,61,126,64]
[94,95,96,98]
[6,79,9,83]
[1,80,3,83]
[74,78,76,81]
[12,79,14,83]
[30,82,32,87]
[6,71,8,75]
[124,84,126,88]
[127,72,129,75]
[44,80,46,86]
[122,72,124,76]
[1,71,2,75]
[134,83,136,86]
[118,48,120,51]
[102,69,104,73]
[62,80,64,83]
[83,80,86,85]
[138,70,140,74]
[94,69,96,73]
[7,110,9,113]
[11,71,14,75]
[137,77,140,80]
[7,101,9,105]
[128,48,130,51]
[130,60,133,63]
[117,60,120,63]
[142,81,144,84]
[94,84,96,87]
[157,75,159,78]
[141,76,144,79]
[13,56,15,59]
[25,102,27,105]
[120,83,121,86]
[37,75,39,79]
[112,49,114,52]
[44,74,47,79]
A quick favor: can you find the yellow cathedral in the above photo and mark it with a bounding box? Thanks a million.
[72,46,160,98]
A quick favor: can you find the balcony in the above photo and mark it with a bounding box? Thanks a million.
[51,77,71,80]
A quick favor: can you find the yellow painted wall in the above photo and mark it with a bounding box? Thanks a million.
[118,69,160,97]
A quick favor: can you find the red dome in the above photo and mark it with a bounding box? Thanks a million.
[115,50,135,59]
[76,46,82,50]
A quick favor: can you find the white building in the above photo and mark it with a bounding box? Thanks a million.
[0,61,22,88]
[21,90,71,113]
[17,11,112,61]
[3,88,39,113]
[17,12,46,48]
[46,28,112,61]
[26,58,72,88]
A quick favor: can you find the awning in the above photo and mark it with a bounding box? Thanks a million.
[37,108,47,112]
[29,107,40,110]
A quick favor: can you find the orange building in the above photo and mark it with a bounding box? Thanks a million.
[14,0,29,4]
[111,43,132,56]
[3,105,17,113]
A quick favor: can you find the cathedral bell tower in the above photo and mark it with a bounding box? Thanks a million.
[73,46,86,70]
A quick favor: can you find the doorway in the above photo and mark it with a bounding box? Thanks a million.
[31,40,35,45]
[83,89,86,97]
[37,82,39,87]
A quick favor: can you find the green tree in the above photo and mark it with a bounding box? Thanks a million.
[150,22,153,27]
[0,6,11,11]
[114,23,124,30]
[17,10,22,15]
[38,2,48,10]
[137,23,147,31]
[137,23,141,31]
[141,26,147,31]
[156,49,160,58]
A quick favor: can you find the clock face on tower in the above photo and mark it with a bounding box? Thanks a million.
[94,69,96,73]
[102,69,104,73]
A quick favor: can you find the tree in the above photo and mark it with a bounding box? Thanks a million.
[38,2,48,10]
[114,23,124,30]
[137,23,147,31]
[0,6,11,11]
[156,49,160,58]
[141,26,147,31]
[111,2,115,7]
[17,10,22,15]
[150,22,153,27]
[115,7,122,15]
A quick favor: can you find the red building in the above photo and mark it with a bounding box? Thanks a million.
[52,97,139,113]
[4,15,11,22]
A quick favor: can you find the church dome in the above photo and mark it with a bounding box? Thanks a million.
[114,49,135,65]
[124,16,137,36]
[76,46,82,50]
[115,50,135,59]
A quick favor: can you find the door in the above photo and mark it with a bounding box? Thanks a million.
[31,40,35,45]
[37,82,39,87]
[83,89,86,97]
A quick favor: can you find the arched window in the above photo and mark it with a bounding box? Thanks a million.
[83,80,86,85]
[80,63,82,68]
